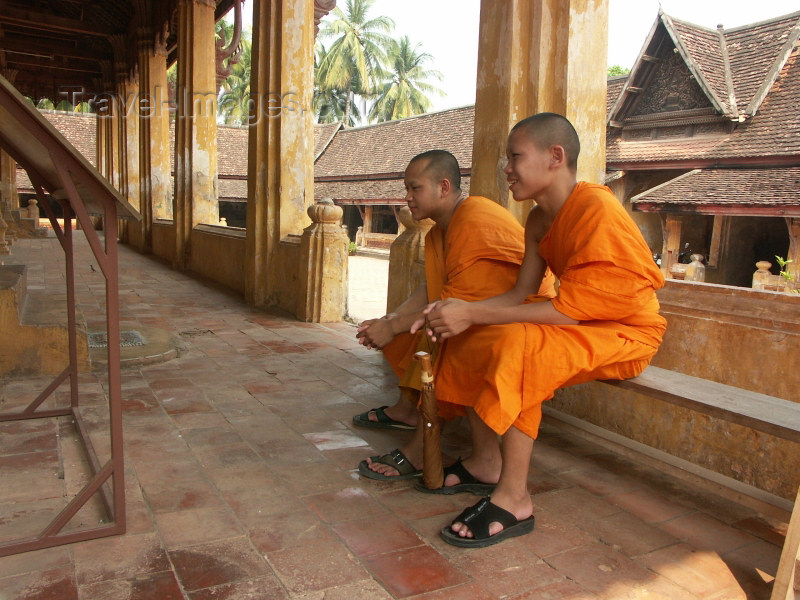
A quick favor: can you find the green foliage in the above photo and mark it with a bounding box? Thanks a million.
[314,0,442,126]
[217,22,253,126]
[775,256,798,293]
[368,36,444,123]
[608,65,630,77]
[348,240,358,254]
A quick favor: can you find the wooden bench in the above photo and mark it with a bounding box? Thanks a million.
[598,365,799,599]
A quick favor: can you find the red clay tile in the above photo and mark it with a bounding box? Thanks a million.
[364,545,469,598]
[376,487,466,521]
[78,570,184,600]
[266,538,369,595]
[305,486,388,523]
[656,511,759,554]
[533,487,621,522]
[186,575,290,600]
[248,508,338,553]
[73,532,171,586]
[451,542,562,598]
[509,578,601,599]
[169,537,271,592]
[579,510,679,558]
[605,488,694,524]
[546,542,693,599]
[637,543,745,598]
[332,513,424,556]
[410,581,500,599]
[154,506,244,549]
[721,539,782,599]
[519,508,595,559]
[0,565,78,600]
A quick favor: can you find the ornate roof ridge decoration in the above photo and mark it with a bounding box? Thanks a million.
[608,9,800,129]
[315,0,337,35]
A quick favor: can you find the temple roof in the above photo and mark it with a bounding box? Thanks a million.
[631,167,800,216]
[607,10,800,169]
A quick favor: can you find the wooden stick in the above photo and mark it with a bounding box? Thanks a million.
[415,351,443,489]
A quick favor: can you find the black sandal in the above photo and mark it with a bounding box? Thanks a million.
[357,448,422,481]
[414,458,497,495]
[352,406,415,430]
[441,497,535,548]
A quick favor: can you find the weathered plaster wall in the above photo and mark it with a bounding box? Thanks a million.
[152,220,175,265]
[551,281,800,500]
[190,226,246,294]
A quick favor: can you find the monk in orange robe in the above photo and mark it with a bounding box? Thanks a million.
[424,113,666,547]
[355,149,555,482]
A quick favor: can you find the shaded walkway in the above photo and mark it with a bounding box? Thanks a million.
[0,233,788,599]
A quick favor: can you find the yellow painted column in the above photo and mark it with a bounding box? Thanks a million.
[174,0,219,269]
[138,33,172,253]
[117,77,140,243]
[471,0,608,223]
[245,0,315,308]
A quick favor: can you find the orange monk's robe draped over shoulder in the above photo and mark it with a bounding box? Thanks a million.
[436,183,667,438]
[381,196,556,405]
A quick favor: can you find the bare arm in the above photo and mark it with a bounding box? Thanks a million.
[425,208,577,340]
[356,283,429,349]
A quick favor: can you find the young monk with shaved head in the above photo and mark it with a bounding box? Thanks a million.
[422,113,667,547]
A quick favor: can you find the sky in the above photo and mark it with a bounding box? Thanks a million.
[237,0,800,113]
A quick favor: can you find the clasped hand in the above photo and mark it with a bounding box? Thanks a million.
[410,297,472,342]
[356,314,396,349]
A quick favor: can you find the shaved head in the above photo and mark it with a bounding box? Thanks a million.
[409,149,462,191]
[511,113,580,172]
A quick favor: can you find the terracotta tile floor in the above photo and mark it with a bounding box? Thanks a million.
[0,233,792,599]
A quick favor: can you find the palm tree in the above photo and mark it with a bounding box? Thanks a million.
[217,26,252,126]
[315,0,394,126]
[368,36,444,123]
[313,44,363,126]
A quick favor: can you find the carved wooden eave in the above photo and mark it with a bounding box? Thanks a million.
[608,11,731,129]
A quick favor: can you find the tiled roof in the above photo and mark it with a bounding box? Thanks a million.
[631,167,800,211]
[669,16,730,113]
[725,12,800,115]
[316,176,472,203]
[314,105,475,178]
[607,46,800,164]
[314,122,341,160]
[607,76,627,115]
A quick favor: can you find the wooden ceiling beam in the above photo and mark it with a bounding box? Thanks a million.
[0,6,116,37]
[0,37,109,63]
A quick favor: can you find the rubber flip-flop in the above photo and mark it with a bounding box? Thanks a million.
[357,448,422,481]
[440,497,535,548]
[415,458,497,495]
[353,405,415,430]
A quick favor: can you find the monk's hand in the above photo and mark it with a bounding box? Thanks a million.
[357,314,397,349]
[410,302,440,334]
[427,298,471,342]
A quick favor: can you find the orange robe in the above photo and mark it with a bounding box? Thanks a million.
[382,196,555,414]
[436,182,667,438]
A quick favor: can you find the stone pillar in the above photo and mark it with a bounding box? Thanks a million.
[661,213,682,278]
[174,0,219,269]
[387,206,434,313]
[297,199,349,322]
[245,0,316,308]
[470,0,608,223]
[118,76,140,243]
[138,31,172,253]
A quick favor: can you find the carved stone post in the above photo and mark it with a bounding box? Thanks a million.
[0,211,9,255]
[471,0,608,223]
[387,206,434,313]
[297,199,349,322]
[786,217,799,283]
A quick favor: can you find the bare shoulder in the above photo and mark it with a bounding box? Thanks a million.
[524,205,550,243]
